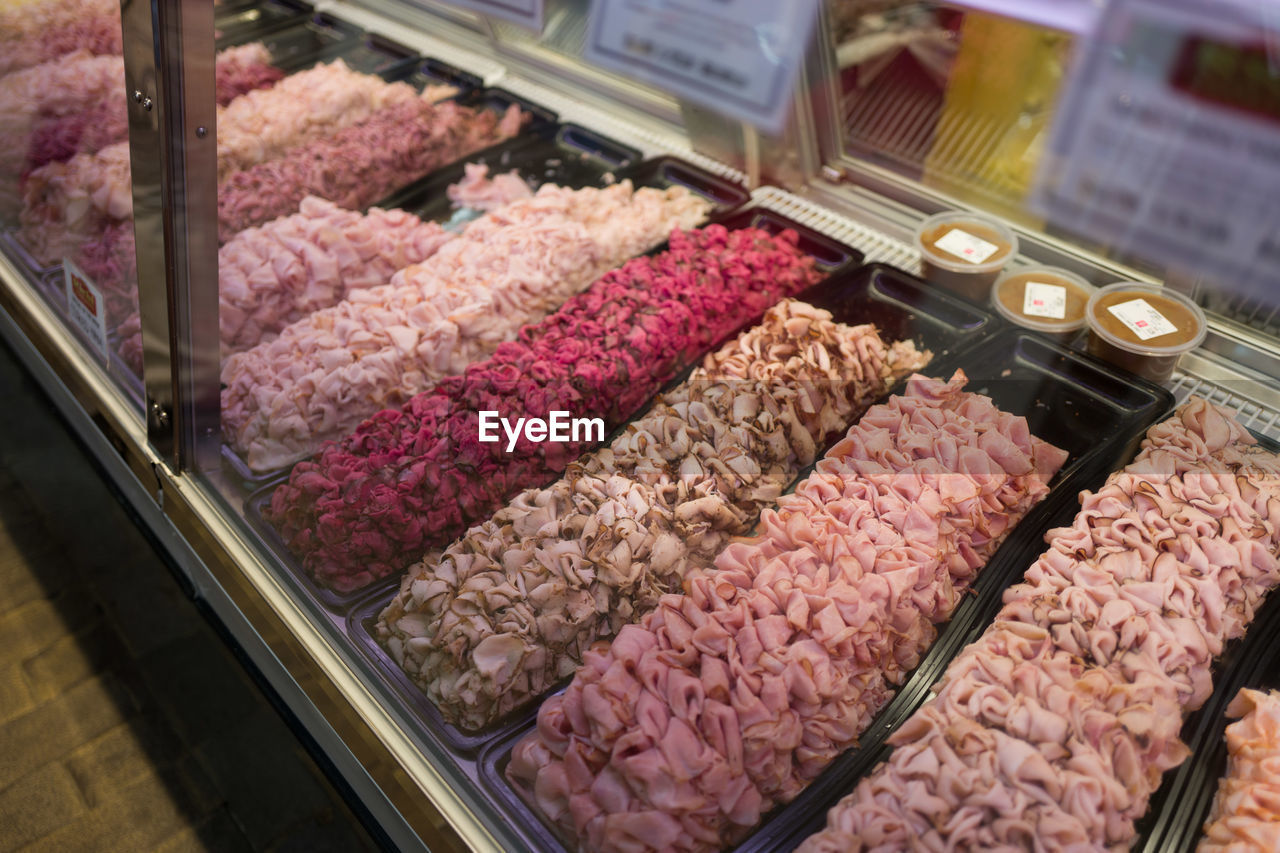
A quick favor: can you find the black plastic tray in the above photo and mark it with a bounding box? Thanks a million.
[219,13,362,69]
[334,241,1005,757]
[371,123,649,225]
[480,328,1175,853]
[386,57,485,94]
[238,204,862,613]
[284,32,420,77]
[1134,431,1280,853]
[214,0,316,45]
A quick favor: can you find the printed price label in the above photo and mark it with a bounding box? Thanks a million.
[585,0,820,134]
[933,228,1000,265]
[63,259,110,362]
[1022,281,1067,319]
[438,0,542,30]
[1107,298,1179,340]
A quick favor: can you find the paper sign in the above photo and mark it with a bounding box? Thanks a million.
[1032,0,1280,301]
[1107,298,1179,340]
[584,0,820,135]
[63,258,109,363]
[437,0,542,30]
[933,228,1000,264]
[1022,282,1067,319]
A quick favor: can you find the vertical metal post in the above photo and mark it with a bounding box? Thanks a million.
[120,0,219,475]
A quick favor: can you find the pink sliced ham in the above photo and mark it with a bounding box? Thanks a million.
[801,399,1280,852]
[507,371,1067,852]
[1200,688,1280,851]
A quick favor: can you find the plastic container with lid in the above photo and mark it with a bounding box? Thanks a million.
[915,210,1019,302]
[990,266,1095,341]
[1085,282,1207,383]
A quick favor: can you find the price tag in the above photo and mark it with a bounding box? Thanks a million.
[933,228,1000,264]
[63,258,109,363]
[1107,298,1179,340]
[584,0,820,135]
[1032,0,1280,301]
[1022,282,1067,319]
[437,0,542,30]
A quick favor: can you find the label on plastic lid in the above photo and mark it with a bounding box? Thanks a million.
[933,228,1000,264]
[63,258,109,363]
[1022,281,1067,319]
[1106,297,1178,341]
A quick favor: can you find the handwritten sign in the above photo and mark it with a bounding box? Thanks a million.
[585,0,820,135]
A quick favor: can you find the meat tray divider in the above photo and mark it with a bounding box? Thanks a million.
[386,57,486,95]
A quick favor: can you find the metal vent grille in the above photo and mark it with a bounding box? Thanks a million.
[751,186,920,269]
[1168,372,1280,444]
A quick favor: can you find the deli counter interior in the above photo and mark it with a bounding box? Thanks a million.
[2,0,1280,851]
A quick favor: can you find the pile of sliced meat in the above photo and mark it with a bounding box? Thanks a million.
[219,196,455,356]
[17,140,131,266]
[264,225,821,594]
[223,181,712,471]
[800,398,1280,852]
[506,370,1068,852]
[216,98,522,242]
[212,43,286,107]
[376,300,930,731]
[1201,688,1280,851]
[0,0,120,76]
[216,59,419,180]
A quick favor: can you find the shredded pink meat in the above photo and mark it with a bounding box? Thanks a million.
[264,226,821,595]
[212,43,286,107]
[223,181,712,471]
[1200,688,1280,851]
[506,371,1067,852]
[216,100,524,243]
[0,0,121,76]
[446,163,535,212]
[800,398,1280,852]
[376,300,931,731]
[216,59,422,181]
[219,197,454,356]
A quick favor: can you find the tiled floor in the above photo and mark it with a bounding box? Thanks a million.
[0,343,379,853]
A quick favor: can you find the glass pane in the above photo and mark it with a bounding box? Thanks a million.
[830,2,1071,222]
[825,0,1280,335]
[0,0,145,403]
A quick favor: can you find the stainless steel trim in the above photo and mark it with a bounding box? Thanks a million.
[165,0,221,475]
[121,0,175,462]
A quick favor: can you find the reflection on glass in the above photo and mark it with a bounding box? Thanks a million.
[829,1,1070,220]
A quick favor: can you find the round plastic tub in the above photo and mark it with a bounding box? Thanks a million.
[991,267,1095,341]
[1085,282,1207,383]
[915,210,1018,301]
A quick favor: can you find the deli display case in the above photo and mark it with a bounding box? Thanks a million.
[3,0,1280,851]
